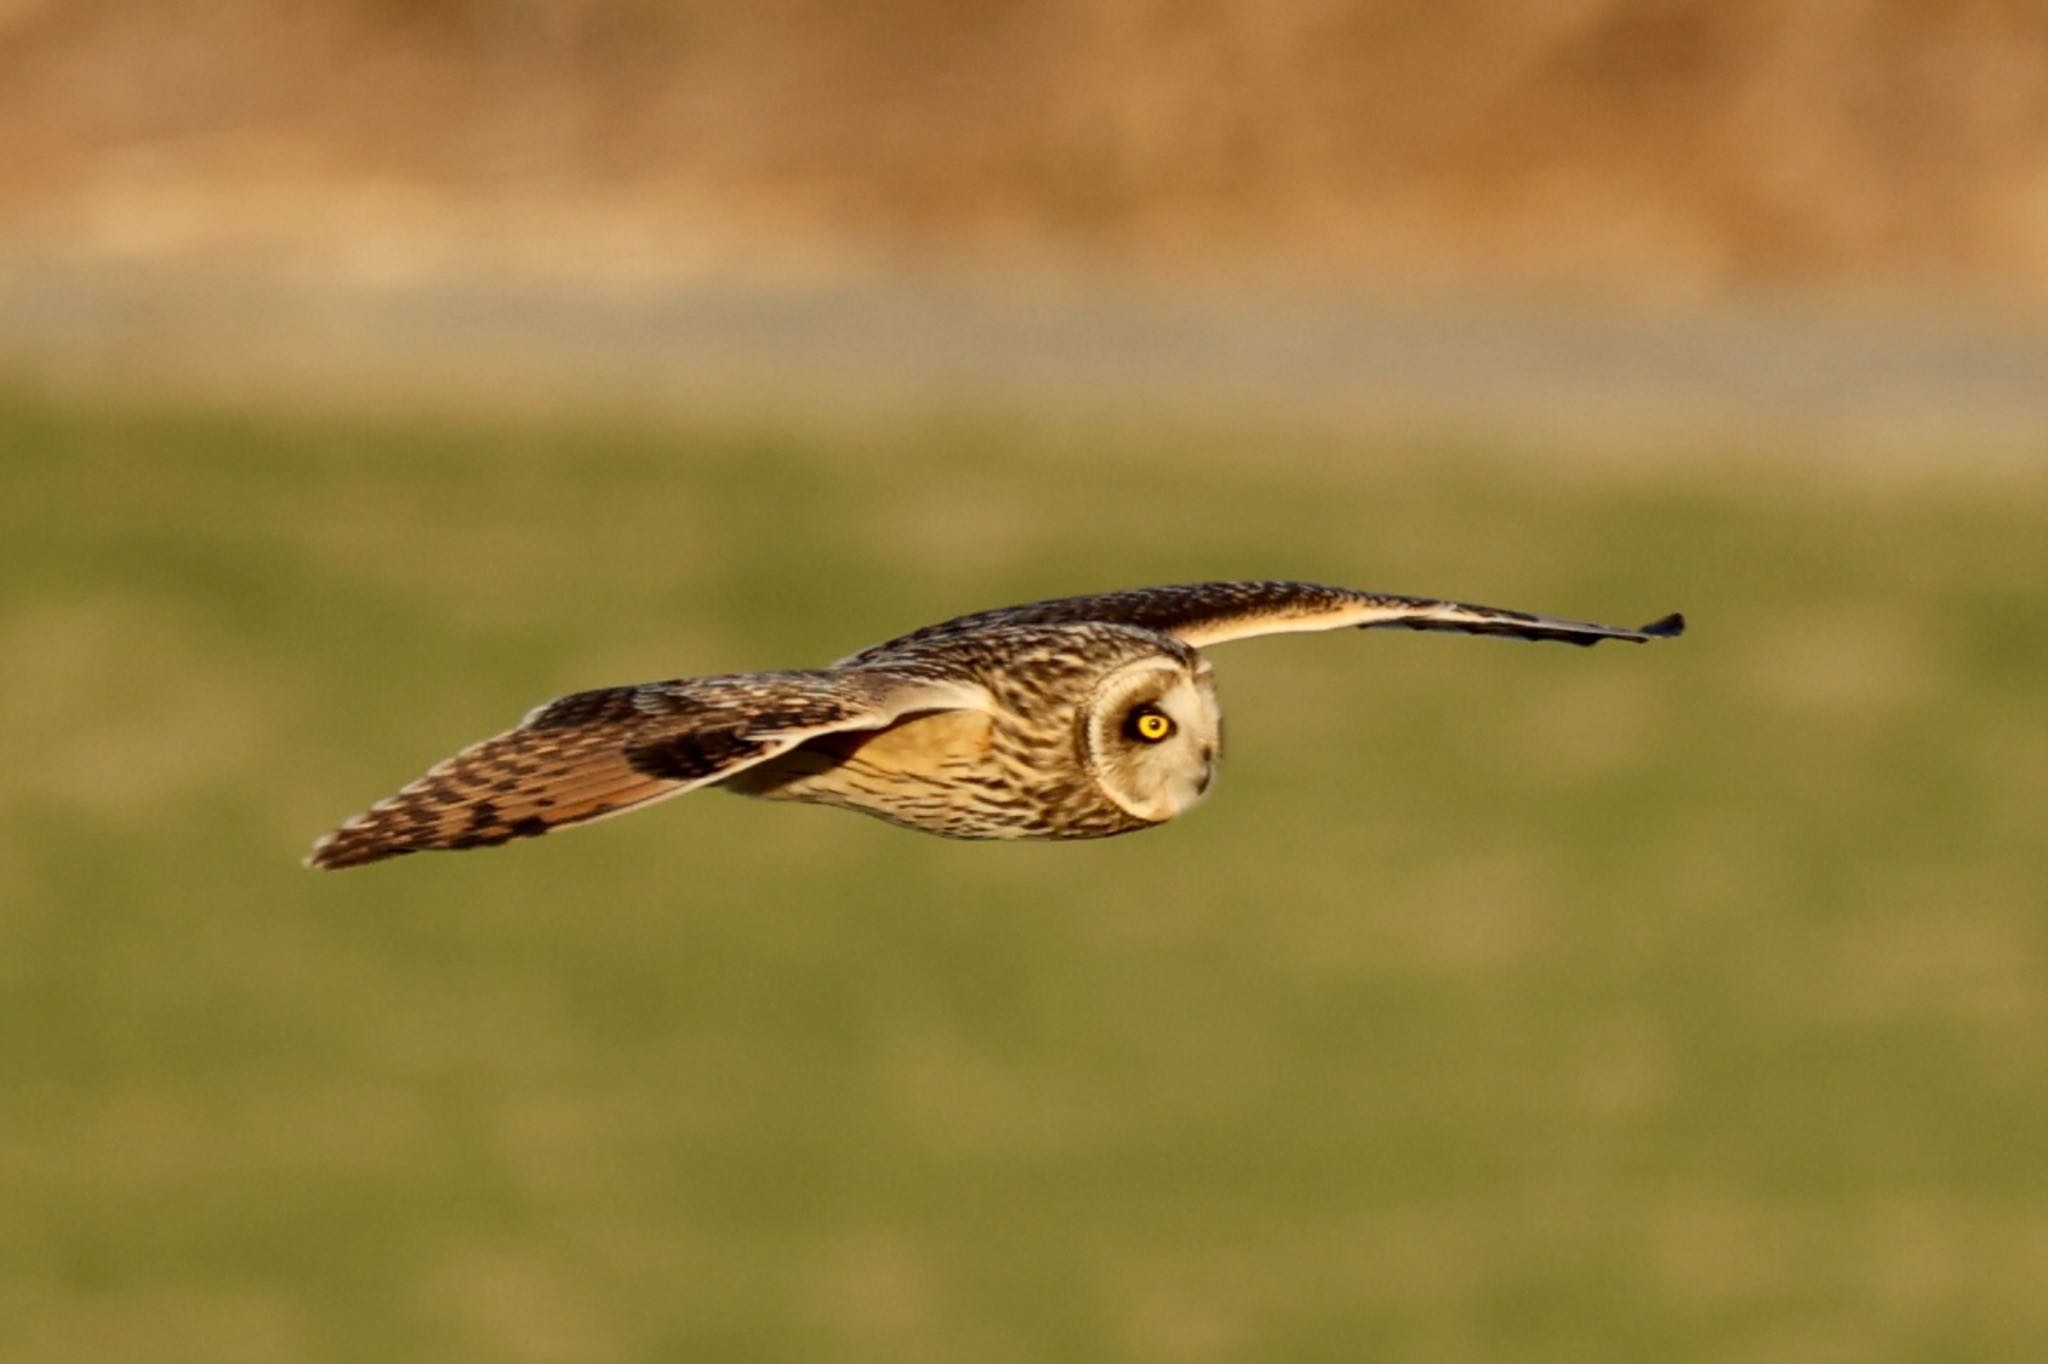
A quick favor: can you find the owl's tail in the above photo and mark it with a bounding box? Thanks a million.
[304,705,682,870]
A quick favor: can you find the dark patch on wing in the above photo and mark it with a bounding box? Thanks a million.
[523,684,658,730]
[1642,612,1686,637]
[1364,606,1687,646]
[623,725,764,782]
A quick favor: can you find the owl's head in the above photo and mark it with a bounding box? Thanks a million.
[1081,653,1222,824]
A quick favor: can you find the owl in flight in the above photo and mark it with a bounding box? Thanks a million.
[306,581,1683,869]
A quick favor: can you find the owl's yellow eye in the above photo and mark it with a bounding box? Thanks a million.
[1128,707,1175,743]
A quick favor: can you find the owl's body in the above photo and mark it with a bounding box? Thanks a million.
[307,581,1680,869]
[730,622,1220,840]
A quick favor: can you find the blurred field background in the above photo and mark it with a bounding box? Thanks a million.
[8,0,2048,296]
[5,2,2048,1361]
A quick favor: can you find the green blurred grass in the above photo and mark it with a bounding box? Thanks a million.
[3,382,2045,1361]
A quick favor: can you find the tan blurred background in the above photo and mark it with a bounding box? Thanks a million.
[5,0,2048,449]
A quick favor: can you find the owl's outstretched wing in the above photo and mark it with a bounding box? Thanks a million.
[851,581,1683,659]
[306,669,985,870]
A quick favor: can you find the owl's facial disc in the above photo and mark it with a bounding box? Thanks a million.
[1083,658,1221,823]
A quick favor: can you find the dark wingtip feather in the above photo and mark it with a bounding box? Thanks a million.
[1639,612,1686,639]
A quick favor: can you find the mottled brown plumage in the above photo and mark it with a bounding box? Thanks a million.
[307,580,1682,869]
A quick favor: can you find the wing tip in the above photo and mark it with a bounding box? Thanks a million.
[303,833,340,871]
[303,828,411,871]
[1639,611,1686,640]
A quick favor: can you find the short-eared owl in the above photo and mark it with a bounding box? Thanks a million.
[307,581,1683,869]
